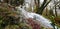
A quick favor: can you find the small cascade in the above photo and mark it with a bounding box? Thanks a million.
[16,5,53,29]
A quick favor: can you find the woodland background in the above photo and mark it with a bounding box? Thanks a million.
[0,0,60,29]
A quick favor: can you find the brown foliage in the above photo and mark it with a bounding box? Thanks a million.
[27,18,41,29]
[54,17,60,25]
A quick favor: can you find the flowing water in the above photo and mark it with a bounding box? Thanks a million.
[16,5,53,29]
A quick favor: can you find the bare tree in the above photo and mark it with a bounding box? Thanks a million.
[35,0,52,14]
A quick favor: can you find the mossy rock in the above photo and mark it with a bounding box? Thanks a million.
[19,23,32,29]
[0,3,32,29]
[5,23,32,29]
[5,25,19,29]
[54,17,60,27]
[0,4,20,29]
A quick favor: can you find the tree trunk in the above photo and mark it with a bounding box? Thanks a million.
[36,0,51,15]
